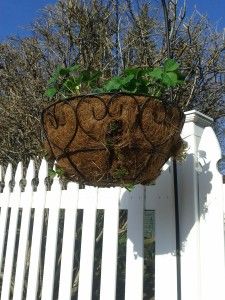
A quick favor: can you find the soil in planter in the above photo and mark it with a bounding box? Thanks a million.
[42,93,185,187]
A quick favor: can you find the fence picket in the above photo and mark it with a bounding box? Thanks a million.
[58,182,79,300]
[12,160,35,300]
[26,159,48,300]
[0,164,12,275]
[99,187,120,300]
[125,185,144,300]
[77,186,98,300]
[41,174,62,300]
[1,162,22,300]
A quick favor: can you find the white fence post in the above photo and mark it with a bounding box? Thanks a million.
[224,181,225,251]
[178,110,225,300]
[198,127,225,299]
[224,181,225,254]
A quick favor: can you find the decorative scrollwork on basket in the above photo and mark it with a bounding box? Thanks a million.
[42,93,184,187]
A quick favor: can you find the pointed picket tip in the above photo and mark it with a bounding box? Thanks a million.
[26,160,35,181]
[198,127,221,162]
[4,163,13,186]
[51,163,62,191]
[14,161,23,181]
[38,158,49,180]
[37,158,49,191]
[14,162,23,192]
[25,160,36,192]
[0,164,3,182]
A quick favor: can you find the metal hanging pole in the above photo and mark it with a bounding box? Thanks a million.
[160,1,181,299]
[115,0,120,75]
[161,0,172,58]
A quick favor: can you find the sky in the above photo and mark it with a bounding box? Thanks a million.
[0,0,225,41]
[0,0,57,41]
[186,0,225,29]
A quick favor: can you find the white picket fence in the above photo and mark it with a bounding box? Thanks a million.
[0,110,224,300]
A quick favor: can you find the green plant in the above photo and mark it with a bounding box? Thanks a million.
[45,59,184,99]
[45,65,102,98]
[124,183,135,192]
[172,140,189,162]
[101,58,184,97]
[112,167,129,180]
[107,120,123,134]
[112,169,135,192]
[48,166,65,179]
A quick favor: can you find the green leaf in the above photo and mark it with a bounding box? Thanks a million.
[90,70,102,81]
[176,71,185,81]
[63,77,80,88]
[48,169,56,179]
[123,68,141,78]
[52,65,63,76]
[44,87,58,98]
[48,167,64,178]
[78,70,102,90]
[61,78,81,95]
[80,70,91,82]
[47,77,57,85]
[136,80,149,94]
[163,59,179,72]
[67,65,80,72]
[121,74,135,85]
[47,68,60,84]
[88,71,102,88]
[59,68,71,76]
[58,65,80,76]
[124,183,135,192]
[55,167,64,177]
[92,87,105,93]
[103,77,123,92]
[161,72,178,87]
[122,81,137,93]
[148,68,163,80]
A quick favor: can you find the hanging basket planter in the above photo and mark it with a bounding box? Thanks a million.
[42,93,185,187]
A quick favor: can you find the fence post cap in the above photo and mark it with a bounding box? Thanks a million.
[184,110,213,127]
